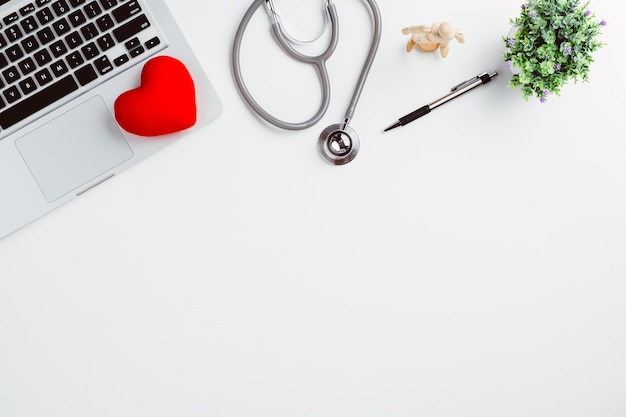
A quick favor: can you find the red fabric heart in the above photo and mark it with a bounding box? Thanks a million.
[114,56,197,137]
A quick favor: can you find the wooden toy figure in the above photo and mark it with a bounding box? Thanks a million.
[402,22,465,58]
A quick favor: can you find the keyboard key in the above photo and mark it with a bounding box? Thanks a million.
[145,36,159,49]
[93,55,112,74]
[34,68,53,86]
[99,0,117,10]
[75,63,97,85]
[96,33,114,51]
[0,54,8,69]
[36,7,54,24]
[81,42,98,59]
[20,4,37,16]
[65,31,83,48]
[0,75,78,129]
[6,45,24,62]
[50,40,68,57]
[68,9,86,27]
[50,59,69,76]
[51,0,70,16]
[112,14,149,42]
[83,1,103,19]
[113,53,128,66]
[124,36,139,50]
[3,86,22,104]
[18,57,37,75]
[66,51,83,68]
[4,12,19,25]
[2,65,20,83]
[129,45,143,57]
[69,0,86,6]
[19,76,38,95]
[6,25,24,42]
[52,18,70,36]
[33,49,52,66]
[21,35,40,53]
[112,0,140,23]
[21,17,39,33]
[96,14,114,31]
[80,22,98,40]
[36,26,55,44]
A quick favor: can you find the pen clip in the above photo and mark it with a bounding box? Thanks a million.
[450,72,487,92]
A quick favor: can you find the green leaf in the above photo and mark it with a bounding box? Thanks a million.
[502,0,605,101]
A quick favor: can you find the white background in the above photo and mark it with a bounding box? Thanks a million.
[2,0,625,416]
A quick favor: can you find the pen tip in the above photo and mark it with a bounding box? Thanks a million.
[383,122,401,132]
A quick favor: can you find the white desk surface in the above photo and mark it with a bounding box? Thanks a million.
[2,0,625,415]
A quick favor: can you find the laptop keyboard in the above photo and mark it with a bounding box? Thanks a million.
[0,0,165,136]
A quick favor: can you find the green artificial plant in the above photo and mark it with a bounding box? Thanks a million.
[503,0,606,102]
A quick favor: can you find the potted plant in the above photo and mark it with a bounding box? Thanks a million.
[503,0,606,102]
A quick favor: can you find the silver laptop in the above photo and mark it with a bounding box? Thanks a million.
[0,0,222,239]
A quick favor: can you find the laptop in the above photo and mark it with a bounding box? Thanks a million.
[0,0,222,239]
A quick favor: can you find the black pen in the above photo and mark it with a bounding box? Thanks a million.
[384,71,498,132]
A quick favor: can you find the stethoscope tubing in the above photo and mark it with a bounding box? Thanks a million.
[232,0,338,130]
[232,0,382,131]
[343,0,381,125]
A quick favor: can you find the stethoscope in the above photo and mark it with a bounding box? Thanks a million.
[232,0,382,165]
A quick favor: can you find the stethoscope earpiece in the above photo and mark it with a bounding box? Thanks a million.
[318,123,360,165]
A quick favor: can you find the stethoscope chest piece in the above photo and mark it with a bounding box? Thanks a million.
[318,123,360,165]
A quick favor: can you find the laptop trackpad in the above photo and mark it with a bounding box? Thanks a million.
[15,96,134,202]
